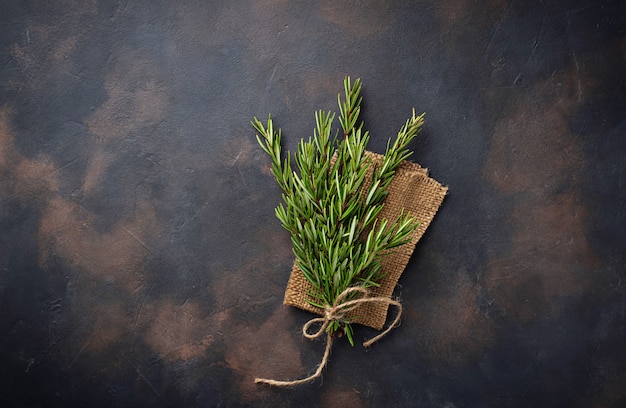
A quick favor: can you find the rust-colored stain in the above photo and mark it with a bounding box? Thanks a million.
[9,1,97,84]
[143,299,216,362]
[1,108,58,199]
[83,52,168,194]
[483,73,600,321]
[38,196,157,292]
[85,299,134,352]
[224,306,304,400]
[414,268,494,365]
[321,387,364,408]
[86,53,168,144]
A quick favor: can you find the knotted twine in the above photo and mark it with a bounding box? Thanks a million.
[254,287,402,386]
[255,152,447,386]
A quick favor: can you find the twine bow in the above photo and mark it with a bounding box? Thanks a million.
[254,287,402,386]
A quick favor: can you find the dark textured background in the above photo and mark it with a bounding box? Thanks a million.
[1,1,625,407]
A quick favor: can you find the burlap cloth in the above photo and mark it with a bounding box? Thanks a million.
[283,151,448,331]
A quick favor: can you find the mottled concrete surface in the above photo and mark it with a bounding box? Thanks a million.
[1,1,625,407]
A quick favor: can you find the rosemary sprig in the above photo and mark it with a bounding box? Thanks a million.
[253,77,424,346]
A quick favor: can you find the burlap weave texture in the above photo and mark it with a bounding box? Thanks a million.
[283,151,448,330]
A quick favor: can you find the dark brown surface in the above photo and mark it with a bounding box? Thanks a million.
[1,1,625,407]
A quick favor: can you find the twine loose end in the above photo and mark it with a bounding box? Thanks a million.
[254,287,402,387]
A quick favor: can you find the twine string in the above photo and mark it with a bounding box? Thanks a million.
[254,287,402,386]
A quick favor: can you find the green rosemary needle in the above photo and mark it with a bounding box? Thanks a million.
[253,77,423,346]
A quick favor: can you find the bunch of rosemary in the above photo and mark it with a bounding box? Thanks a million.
[253,77,423,346]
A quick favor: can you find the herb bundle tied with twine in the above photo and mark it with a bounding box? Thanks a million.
[252,77,445,386]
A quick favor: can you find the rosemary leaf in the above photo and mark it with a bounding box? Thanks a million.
[253,77,423,341]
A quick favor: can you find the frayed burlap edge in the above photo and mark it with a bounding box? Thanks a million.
[283,151,448,330]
